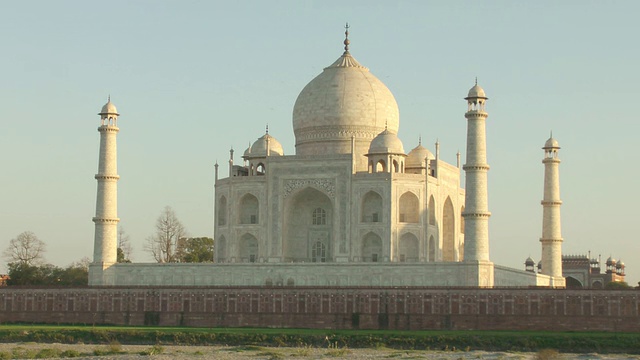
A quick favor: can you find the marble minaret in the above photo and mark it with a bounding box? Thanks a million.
[540,135,565,286]
[89,98,120,285]
[463,81,491,263]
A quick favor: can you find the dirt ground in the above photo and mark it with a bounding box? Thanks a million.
[0,342,638,360]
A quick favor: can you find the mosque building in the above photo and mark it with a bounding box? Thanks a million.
[88,28,565,288]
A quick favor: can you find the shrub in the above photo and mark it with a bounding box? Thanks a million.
[60,349,81,358]
[536,348,560,360]
[35,348,62,359]
[140,344,165,355]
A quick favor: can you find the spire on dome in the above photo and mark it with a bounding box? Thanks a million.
[344,22,350,53]
[266,124,269,134]
[418,135,422,146]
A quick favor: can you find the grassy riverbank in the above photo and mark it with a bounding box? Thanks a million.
[0,325,638,354]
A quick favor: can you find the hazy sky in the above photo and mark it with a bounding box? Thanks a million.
[1,1,638,285]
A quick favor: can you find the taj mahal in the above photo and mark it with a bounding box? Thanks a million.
[89,28,566,288]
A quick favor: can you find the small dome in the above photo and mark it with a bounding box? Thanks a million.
[368,129,404,155]
[99,99,119,115]
[617,260,625,268]
[606,256,616,265]
[544,137,560,149]
[525,257,535,266]
[248,133,284,157]
[406,142,434,168]
[466,83,487,99]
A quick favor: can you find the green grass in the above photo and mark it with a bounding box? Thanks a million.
[0,324,638,354]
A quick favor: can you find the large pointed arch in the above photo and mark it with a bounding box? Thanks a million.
[442,197,455,261]
[283,187,333,262]
[239,193,259,224]
[399,192,419,223]
[399,233,419,262]
[361,191,383,223]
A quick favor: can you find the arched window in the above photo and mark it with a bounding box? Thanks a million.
[256,163,266,175]
[362,232,382,262]
[393,159,399,173]
[399,192,419,223]
[240,233,258,263]
[312,208,326,225]
[312,241,326,262]
[460,205,465,234]
[376,160,386,173]
[217,196,227,226]
[217,236,226,262]
[428,196,436,225]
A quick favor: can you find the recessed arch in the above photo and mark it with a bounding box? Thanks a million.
[399,233,419,262]
[239,233,258,263]
[284,187,333,262]
[239,193,259,224]
[566,276,583,289]
[460,205,465,234]
[443,196,455,261]
[256,163,266,175]
[428,235,435,262]
[216,235,226,262]
[361,190,382,223]
[392,159,399,173]
[399,192,419,223]
[376,159,386,173]
[428,195,436,225]
[362,232,382,262]
[217,196,227,226]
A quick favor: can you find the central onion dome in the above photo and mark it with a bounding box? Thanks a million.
[292,28,399,165]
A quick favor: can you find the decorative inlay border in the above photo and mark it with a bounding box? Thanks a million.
[92,217,120,224]
[283,178,335,198]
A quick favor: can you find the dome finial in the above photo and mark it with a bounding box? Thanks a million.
[266,124,269,134]
[343,22,350,52]
[418,135,422,146]
[475,77,478,86]
[108,94,111,102]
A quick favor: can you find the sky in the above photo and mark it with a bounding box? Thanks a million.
[1,1,638,285]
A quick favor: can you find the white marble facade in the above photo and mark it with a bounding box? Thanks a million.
[90,30,561,288]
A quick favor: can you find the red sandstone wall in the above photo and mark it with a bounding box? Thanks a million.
[0,287,638,331]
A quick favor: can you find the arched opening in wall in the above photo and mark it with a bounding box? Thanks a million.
[216,236,226,262]
[565,276,583,289]
[368,161,374,173]
[256,163,266,175]
[393,159,399,173]
[591,280,603,289]
[312,208,327,225]
[399,192,419,223]
[240,233,258,263]
[239,193,259,224]
[428,235,435,262]
[311,241,326,262]
[217,196,227,226]
[428,196,436,225]
[362,232,382,262]
[376,160,386,173]
[460,206,465,234]
[442,197,455,261]
[284,187,333,262]
[361,191,382,223]
[399,233,419,262]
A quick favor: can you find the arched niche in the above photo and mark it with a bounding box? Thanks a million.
[428,235,435,262]
[399,233,419,262]
[239,193,259,224]
[216,235,226,262]
[428,195,436,225]
[284,187,333,262]
[566,276,583,289]
[362,232,382,262]
[217,196,227,226]
[442,196,455,262]
[361,191,382,223]
[399,192,419,223]
[239,233,258,262]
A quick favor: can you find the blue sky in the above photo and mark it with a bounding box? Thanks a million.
[1,1,638,285]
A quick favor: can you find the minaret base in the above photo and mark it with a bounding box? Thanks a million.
[88,263,116,286]
[462,260,494,287]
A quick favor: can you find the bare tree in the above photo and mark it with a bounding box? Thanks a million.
[117,226,133,262]
[3,231,46,266]
[145,206,187,263]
